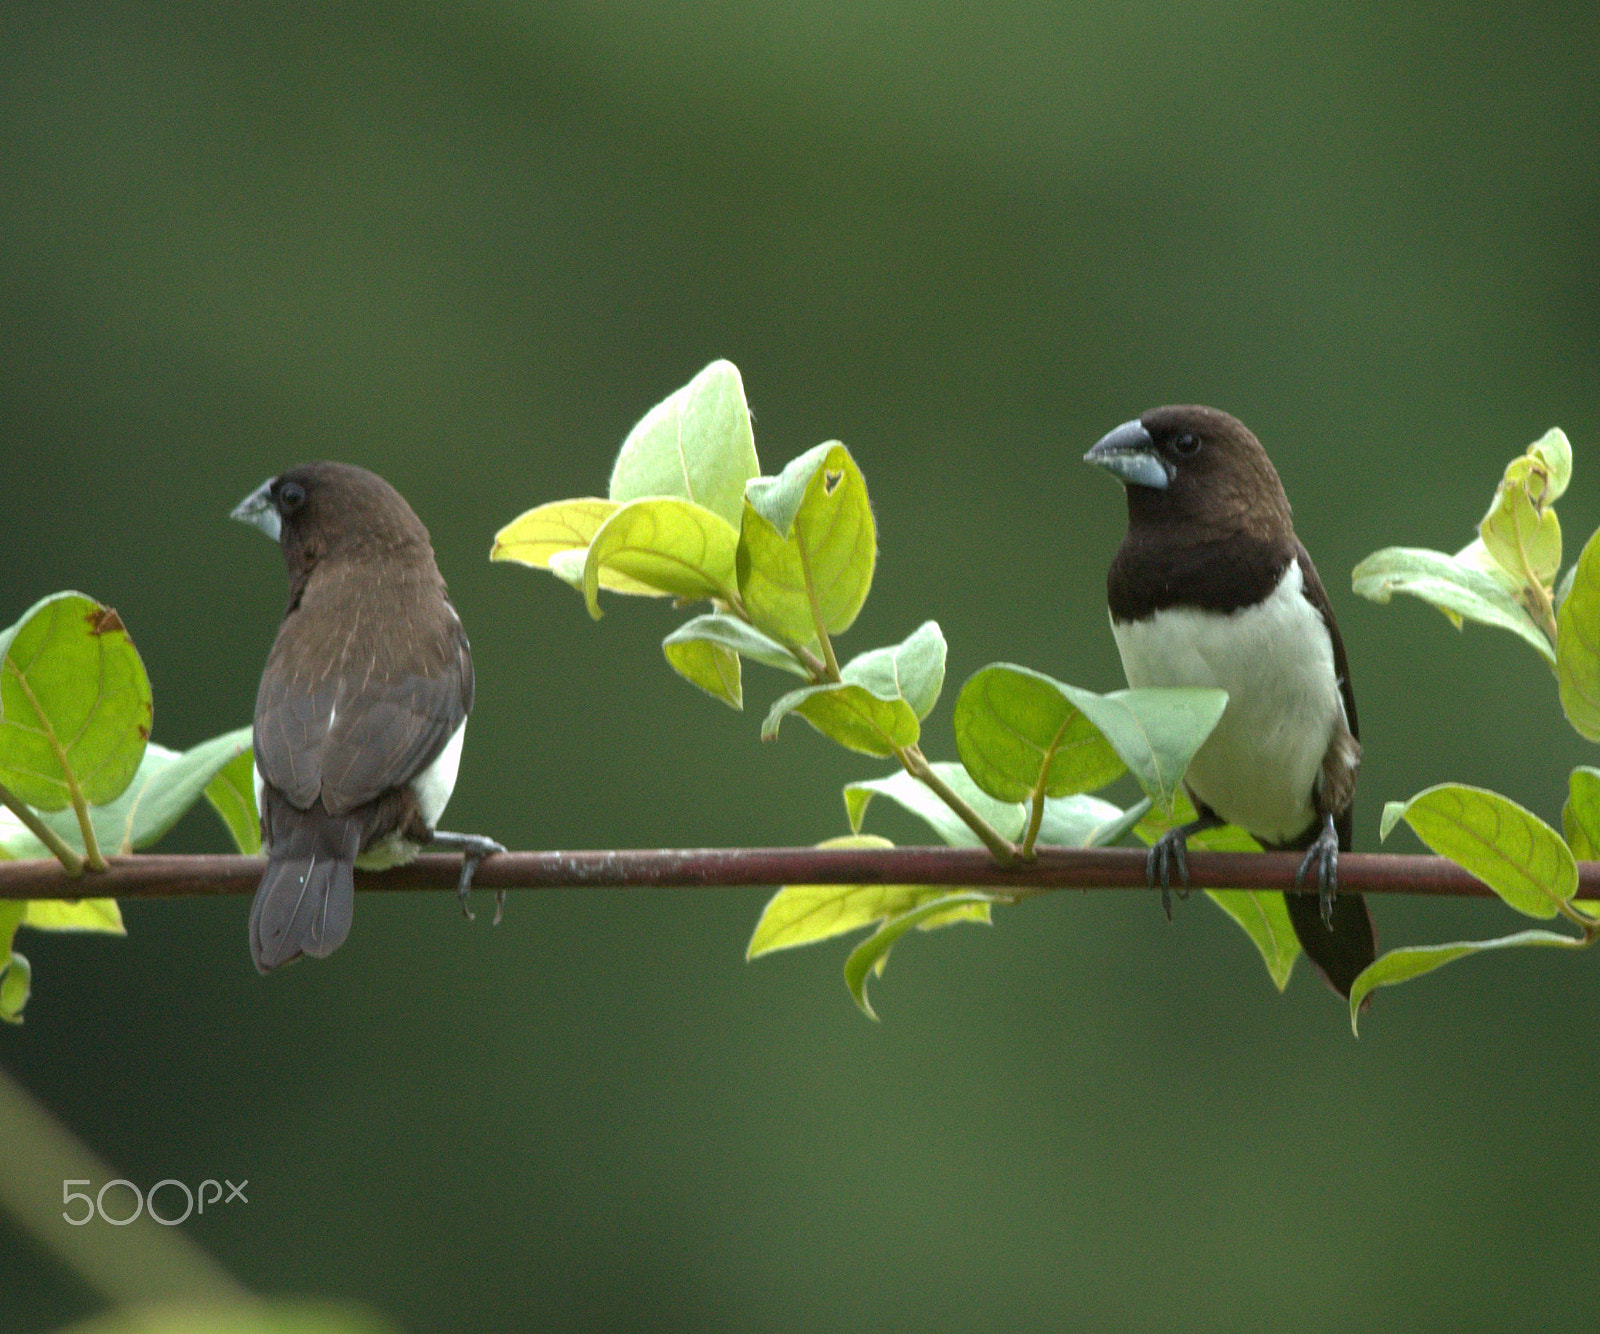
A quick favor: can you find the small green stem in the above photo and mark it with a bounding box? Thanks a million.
[1556,899,1600,936]
[791,642,829,680]
[720,594,828,681]
[1510,510,1560,656]
[1020,787,1046,859]
[1524,585,1559,658]
[898,745,1019,866]
[71,794,106,871]
[0,780,83,875]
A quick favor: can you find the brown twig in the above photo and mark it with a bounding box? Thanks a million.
[2,847,1597,901]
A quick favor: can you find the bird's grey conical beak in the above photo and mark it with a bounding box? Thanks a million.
[1084,420,1171,490]
[231,478,282,541]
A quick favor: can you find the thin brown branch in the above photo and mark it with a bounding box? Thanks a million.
[2,847,1598,901]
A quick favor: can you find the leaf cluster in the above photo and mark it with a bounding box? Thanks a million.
[1351,429,1600,1031]
[498,362,1269,1016]
[0,592,257,1021]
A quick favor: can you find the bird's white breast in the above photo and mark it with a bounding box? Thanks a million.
[1110,560,1345,844]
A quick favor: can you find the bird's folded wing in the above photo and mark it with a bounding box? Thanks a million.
[255,630,472,816]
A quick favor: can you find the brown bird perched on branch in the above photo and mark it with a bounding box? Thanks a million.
[1085,406,1376,997]
[231,462,503,973]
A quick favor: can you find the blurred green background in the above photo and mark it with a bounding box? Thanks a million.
[5,2,1600,1329]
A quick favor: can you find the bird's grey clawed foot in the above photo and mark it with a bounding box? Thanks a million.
[1146,832,1191,921]
[1295,814,1340,928]
[428,831,507,923]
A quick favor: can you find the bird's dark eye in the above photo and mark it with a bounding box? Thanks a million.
[277,481,306,512]
[1172,433,1201,457]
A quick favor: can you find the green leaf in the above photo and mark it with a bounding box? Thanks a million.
[608,359,759,528]
[22,898,124,933]
[0,592,152,810]
[1075,796,1152,849]
[1054,684,1228,815]
[206,745,262,855]
[0,870,120,1026]
[843,762,1131,850]
[1,900,28,1022]
[50,1299,405,1334]
[1134,796,1296,986]
[844,891,999,1020]
[490,496,614,567]
[1352,546,1556,663]
[838,621,946,721]
[490,498,667,597]
[1529,427,1573,502]
[737,442,877,644]
[953,664,1126,804]
[581,498,740,619]
[1205,891,1301,993]
[1563,767,1600,861]
[1,951,29,1025]
[846,763,1028,845]
[747,834,993,961]
[1134,791,1265,853]
[1451,537,1523,597]
[1381,783,1577,919]
[1555,560,1579,615]
[1480,456,1562,586]
[1349,929,1586,1035]
[761,623,945,756]
[0,727,254,860]
[662,635,742,709]
[662,613,808,677]
[1557,527,1600,740]
[762,681,919,757]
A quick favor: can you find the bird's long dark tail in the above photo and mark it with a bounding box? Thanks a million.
[250,810,361,973]
[1285,892,1375,1000]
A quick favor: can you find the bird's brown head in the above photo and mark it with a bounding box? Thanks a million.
[1084,405,1294,545]
[231,461,434,575]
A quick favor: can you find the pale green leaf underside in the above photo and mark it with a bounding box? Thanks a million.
[1563,766,1600,860]
[843,890,1000,1021]
[1349,928,1586,1034]
[662,613,808,677]
[1135,796,1297,987]
[1056,683,1228,814]
[581,498,740,618]
[1206,891,1300,992]
[662,636,743,709]
[837,622,946,721]
[844,761,1128,849]
[747,834,992,960]
[1381,783,1576,919]
[1353,546,1556,663]
[608,359,759,528]
[762,623,945,756]
[1557,527,1600,740]
[205,745,262,855]
[762,681,918,756]
[0,726,253,861]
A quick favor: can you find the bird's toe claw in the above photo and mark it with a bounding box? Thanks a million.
[432,832,507,923]
[1147,833,1191,921]
[1295,832,1339,929]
